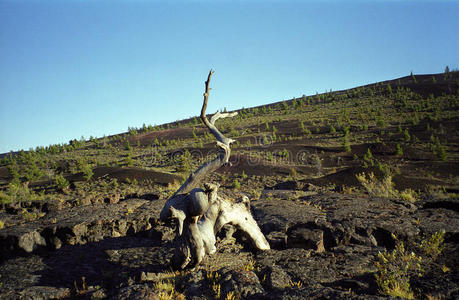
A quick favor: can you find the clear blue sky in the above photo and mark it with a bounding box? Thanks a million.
[1,0,458,153]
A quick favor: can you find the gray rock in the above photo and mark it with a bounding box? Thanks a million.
[0,198,167,260]
[18,229,46,253]
[220,268,264,298]
[112,284,158,300]
[266,231,286,249]
[287,227,325,253]
[19,286,70,299]
[261,264,292,290]
[1,189,458,299]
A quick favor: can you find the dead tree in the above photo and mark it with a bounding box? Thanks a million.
[160,70,270,269]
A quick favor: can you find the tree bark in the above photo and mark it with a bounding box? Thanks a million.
[160,70,269,269]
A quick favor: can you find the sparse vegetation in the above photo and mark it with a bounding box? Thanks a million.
[342,128,351,152]
[206,270,222,299]
[356,172,417,202]
[54,173,70,193]
[233,178,241,189]
[374,235,423,299]
[356,172,398,198]
[0,71,458,299]
[420,229,445,261]
[396,143,403,156]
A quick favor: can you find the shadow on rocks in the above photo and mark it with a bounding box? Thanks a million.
[33,233,174,298]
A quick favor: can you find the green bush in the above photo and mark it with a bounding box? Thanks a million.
[400,189,417,203]
[396,143,403,156]
[23,161,44,182]
[356,172,398,198]
[430,136,447,161]
[7,159,20,181]
[233,178,241,189]
[75,159,94,181]
[329,125,336,134]
[54,174,70,193]
[342,130,351,152]
[125,152,134,167]
[0,181,44,205]
[363,148,375,167]
[282,101,289,111]
[178,150,192,173]
[374,236,422,299]
[420,229,445,261]
[125,141,133,151]
[281,149,289,159]
[357,172,417,202]
[403,129,411,142]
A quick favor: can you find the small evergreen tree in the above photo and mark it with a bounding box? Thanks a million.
[396,143,403,156]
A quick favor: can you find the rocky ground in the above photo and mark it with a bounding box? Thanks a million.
[1,184,457,299]
[1,72,458,299]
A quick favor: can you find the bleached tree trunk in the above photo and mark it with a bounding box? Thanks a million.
[160,70,270,269]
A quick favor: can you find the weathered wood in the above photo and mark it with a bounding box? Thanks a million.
[160,70,269,269]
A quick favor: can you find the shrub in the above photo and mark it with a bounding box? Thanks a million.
[420,229,445,261]
[125,141,132,151]
[400,189,417,202]
[233,178,241,189]
[0,181,44,205]
[7,159,20,181]
[128,127,138,136]
[21,209,40,222]
[342,130,351,152]
[282,101,289,111]
[357,172,417,202]
[23,160,44,183]
[124,152,134,167]
[374,236,423,299]
[280,149,289,159]
[404,129,411,142]
[153,278,185,300]
[111,178,119,189]
[387,84,393,94]
[396,143,403,156]
[76,159,94,181]
[377,116,387,127]
[329,125,336,134]
[431,136,447,161]
[54,173,70,193]
[292,98,298,109]
[264,121,270,131]
[363,148,375,167]
[411,112,419,125]
[356,172,398,198]
[178,150,192,173]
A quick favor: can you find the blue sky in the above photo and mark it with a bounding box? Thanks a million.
[1,0,458,153]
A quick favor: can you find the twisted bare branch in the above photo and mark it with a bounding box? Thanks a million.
[159,70,269,269]
[171,70,237,196]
